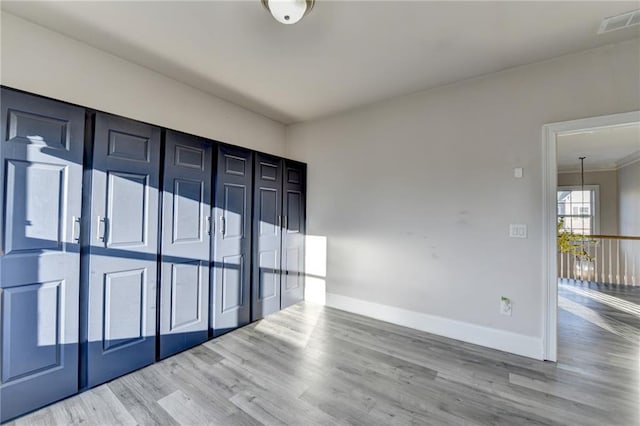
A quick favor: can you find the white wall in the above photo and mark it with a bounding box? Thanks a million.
[616,160,640,287]
[0,12,285,155]
[618,161,640,237]
[287,39,640,359]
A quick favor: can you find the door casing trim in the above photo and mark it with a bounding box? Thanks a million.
[541,110,640,361]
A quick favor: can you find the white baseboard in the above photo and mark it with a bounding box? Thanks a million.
[326,293,543,360]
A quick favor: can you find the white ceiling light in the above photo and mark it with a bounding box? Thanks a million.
[261,0,315,25]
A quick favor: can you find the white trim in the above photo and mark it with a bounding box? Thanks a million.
[557,150,640,173]
[542,110,640,362]
[557,184,600,235]
[558,166,618,174]
[616,151,640,170]
[326,293,544,360]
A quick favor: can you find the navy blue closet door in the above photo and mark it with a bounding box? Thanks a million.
[85,113,161,388]
[281,161,306,309]
[159,130,212,359]
[0,89,84,422]
[211,145,252,335]
[251,153,283,320]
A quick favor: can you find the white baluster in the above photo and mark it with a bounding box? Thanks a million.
[601,238,605,283]
[594,240,598,283]
[631,241,640,285]
[570,250,575,281]
[608,239,613,284]
[624,241,628,286]
[589,240,594,282]
[616,239,621,285]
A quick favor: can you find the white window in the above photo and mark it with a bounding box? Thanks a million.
[557,185,599,235]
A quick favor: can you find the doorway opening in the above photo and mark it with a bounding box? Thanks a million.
[542,111,640,362]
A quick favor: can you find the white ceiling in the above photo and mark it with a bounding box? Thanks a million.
[557,124,640,172]
[2,1,639,124]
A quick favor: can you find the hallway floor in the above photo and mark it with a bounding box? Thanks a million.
[8,284,640,425]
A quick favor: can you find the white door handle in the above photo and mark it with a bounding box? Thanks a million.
[72,216,81,242]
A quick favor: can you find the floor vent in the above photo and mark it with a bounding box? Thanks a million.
[598,9,640,34]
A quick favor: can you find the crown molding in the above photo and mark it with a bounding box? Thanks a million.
[615,150,640,170]
[557,166,617,174]
[558,150,640,173]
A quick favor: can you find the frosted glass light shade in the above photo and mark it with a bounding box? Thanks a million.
[262,0,315,25]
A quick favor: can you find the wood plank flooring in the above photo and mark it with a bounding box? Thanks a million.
[8,282,640,425]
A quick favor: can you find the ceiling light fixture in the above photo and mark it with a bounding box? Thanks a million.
[261,0,315,25]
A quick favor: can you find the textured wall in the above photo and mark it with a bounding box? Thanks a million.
[286,39,640,357]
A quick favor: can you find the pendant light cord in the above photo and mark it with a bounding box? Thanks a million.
[579,156,586,192]
[579,156,587,274]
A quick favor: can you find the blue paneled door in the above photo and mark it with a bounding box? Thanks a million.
[85,113,161,388]
[281,160,306,309]
[0,89,84,422]
[159,131,212,359]
[251,153,283,320]
[211,144,253,335]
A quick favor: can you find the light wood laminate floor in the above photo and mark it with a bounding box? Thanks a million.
[8,282,640,425]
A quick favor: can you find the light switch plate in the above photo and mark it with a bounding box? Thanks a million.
[514,167,523,178]
[509,224,527,238]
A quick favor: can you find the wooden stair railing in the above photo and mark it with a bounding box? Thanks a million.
[559,234,640,285]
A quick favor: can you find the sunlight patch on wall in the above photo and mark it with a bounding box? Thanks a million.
[304,235,327,305]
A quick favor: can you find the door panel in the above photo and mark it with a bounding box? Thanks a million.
[108,131,150,161]
[85,113,160,388]
[286,192,302,232]
[159,131,211,359]
[172,180,203,242]
[6,109,70,150]
[4,161,65,253]
[223,185,246,238]
[285,248,301,290]
[2,281,62,381]
[281,161,306,309]
[0,88,84,422]
[211,145,252,335]
[259,250,278,298]
[222,254,243,311]
[107,172,147,247]
[251,154,283,320]
[170,261,201,328]
[103,269,145,351]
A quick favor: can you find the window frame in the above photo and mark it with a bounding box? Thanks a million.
[557,184,600,235]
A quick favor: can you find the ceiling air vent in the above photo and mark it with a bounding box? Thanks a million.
[598,9,640,34]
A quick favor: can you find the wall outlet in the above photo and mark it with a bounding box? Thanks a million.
[500,297,512,316]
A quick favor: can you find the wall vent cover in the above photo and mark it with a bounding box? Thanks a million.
[598,9,640,34]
